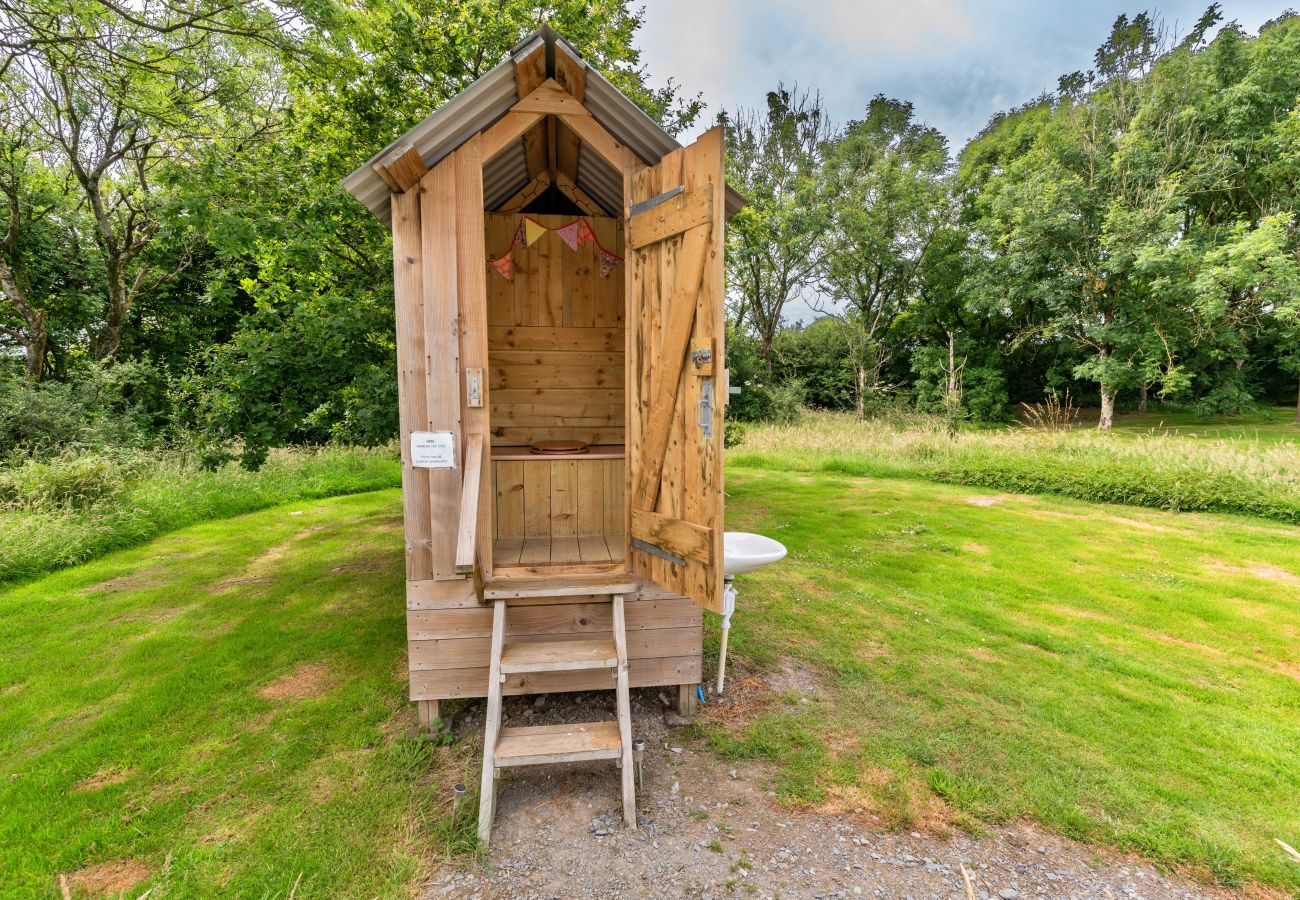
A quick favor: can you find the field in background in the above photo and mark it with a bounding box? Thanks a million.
[732,410,1300,523]
[1105,406,1300,443]
[0,446,401,584]
[3,477,1298,894]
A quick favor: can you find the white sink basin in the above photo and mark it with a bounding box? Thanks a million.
[723,532,787,576]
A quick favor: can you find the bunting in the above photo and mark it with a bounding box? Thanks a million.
[488,253,514,282]
[486,215,623,282]
[524,217,547,248]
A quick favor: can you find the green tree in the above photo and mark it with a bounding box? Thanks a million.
[723,86,831,374]
[818,96,950,418]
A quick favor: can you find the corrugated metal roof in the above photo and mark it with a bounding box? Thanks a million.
[342,25,744,225]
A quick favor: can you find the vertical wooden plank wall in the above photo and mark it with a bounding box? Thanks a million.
[419,156,463,581]
[454,137,493,576]
[392,190,433,580]
[485,213,625,448]
[492,458,624,539]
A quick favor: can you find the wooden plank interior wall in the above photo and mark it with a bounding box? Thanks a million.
[492,458,624,539]
[406,580,701,700]
[485,212,625,448]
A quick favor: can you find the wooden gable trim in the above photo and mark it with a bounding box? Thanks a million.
[374,145,428,194]
[561,112,642,175]
[512,36,547,97]
[555,172,604,216]
[513,79,591,118]
[498,173,551,213]
[482,110,544,165]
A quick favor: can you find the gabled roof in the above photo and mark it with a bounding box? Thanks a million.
[342,25,743,225]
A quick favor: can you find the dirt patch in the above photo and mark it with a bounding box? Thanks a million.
[62,858,152,896]
[423,689,1242,900]
[1101,513,1179,534]
[1242,563,1300,585]
[74,766,133,792]
[1049,605,1113,623]
[259,663,332,701]
[960,541,988,553]
[761,656,826,697]
[330,558,391,575]
[963,494,1016,507]
[82,569,169,594]
[209,575,273,593]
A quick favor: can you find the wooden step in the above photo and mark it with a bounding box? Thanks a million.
[499,638,618,673]
[494,721,622,767]
[484,573,638,600]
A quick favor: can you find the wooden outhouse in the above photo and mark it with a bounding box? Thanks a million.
[343,26,740,842]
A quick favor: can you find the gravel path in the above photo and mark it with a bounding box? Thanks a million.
[423,688,1233,900]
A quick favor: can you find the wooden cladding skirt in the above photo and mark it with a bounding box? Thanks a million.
[493,457,624,539]
[410,657,700,700]
[405,579,703,701]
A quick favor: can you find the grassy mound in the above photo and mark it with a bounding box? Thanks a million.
[0,445,401,584]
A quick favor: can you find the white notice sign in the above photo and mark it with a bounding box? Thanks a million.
[410,431,456,469]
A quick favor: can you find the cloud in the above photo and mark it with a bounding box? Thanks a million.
[636,0,1281,146]
[755,0,977,56]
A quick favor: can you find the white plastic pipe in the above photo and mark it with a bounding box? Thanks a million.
[716,577,738,694]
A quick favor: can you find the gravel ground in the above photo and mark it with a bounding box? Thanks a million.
[423,683,1234,900]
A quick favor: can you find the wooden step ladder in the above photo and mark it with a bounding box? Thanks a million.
[476,574,639,846]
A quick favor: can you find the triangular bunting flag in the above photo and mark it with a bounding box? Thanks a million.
[489,249,514,282]
[555,220,582,251]
[524,218,547,247]
[513,221,526,248]
[576,219,596,248]
[598,247,623,278]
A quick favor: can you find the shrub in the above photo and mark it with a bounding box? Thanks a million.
[0,360,170,460]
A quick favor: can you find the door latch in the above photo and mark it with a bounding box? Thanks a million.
[697,379,714,438]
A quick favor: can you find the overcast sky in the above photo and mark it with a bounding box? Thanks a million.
[637,0,1284,147]
[635,0,1284,321]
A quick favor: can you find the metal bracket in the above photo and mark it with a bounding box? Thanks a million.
[697,379,714,438]
[690,348,713,369]
[632,538,686,567]
[629,184,684,217]
[465,367,483,408]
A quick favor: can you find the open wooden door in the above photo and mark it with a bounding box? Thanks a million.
[625,127,726,613]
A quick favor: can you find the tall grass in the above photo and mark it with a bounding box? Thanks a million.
[730,412,1300,523]
[0,445,401,583]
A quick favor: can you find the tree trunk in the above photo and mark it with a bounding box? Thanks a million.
[24,325,47,383]
[93,271,129,360]
[855,365,866,421]
[1294,371,1300,424]
[1098,385,1116,430]
[0,256,49,383]
[946,331,959,396]
[1137,383,1148,413]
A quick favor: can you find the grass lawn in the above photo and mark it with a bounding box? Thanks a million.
[2,474,1298,895]
[716,466,1300,892]
[0,490,473,898]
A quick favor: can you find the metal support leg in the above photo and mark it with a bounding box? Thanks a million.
[716,577,737,694]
